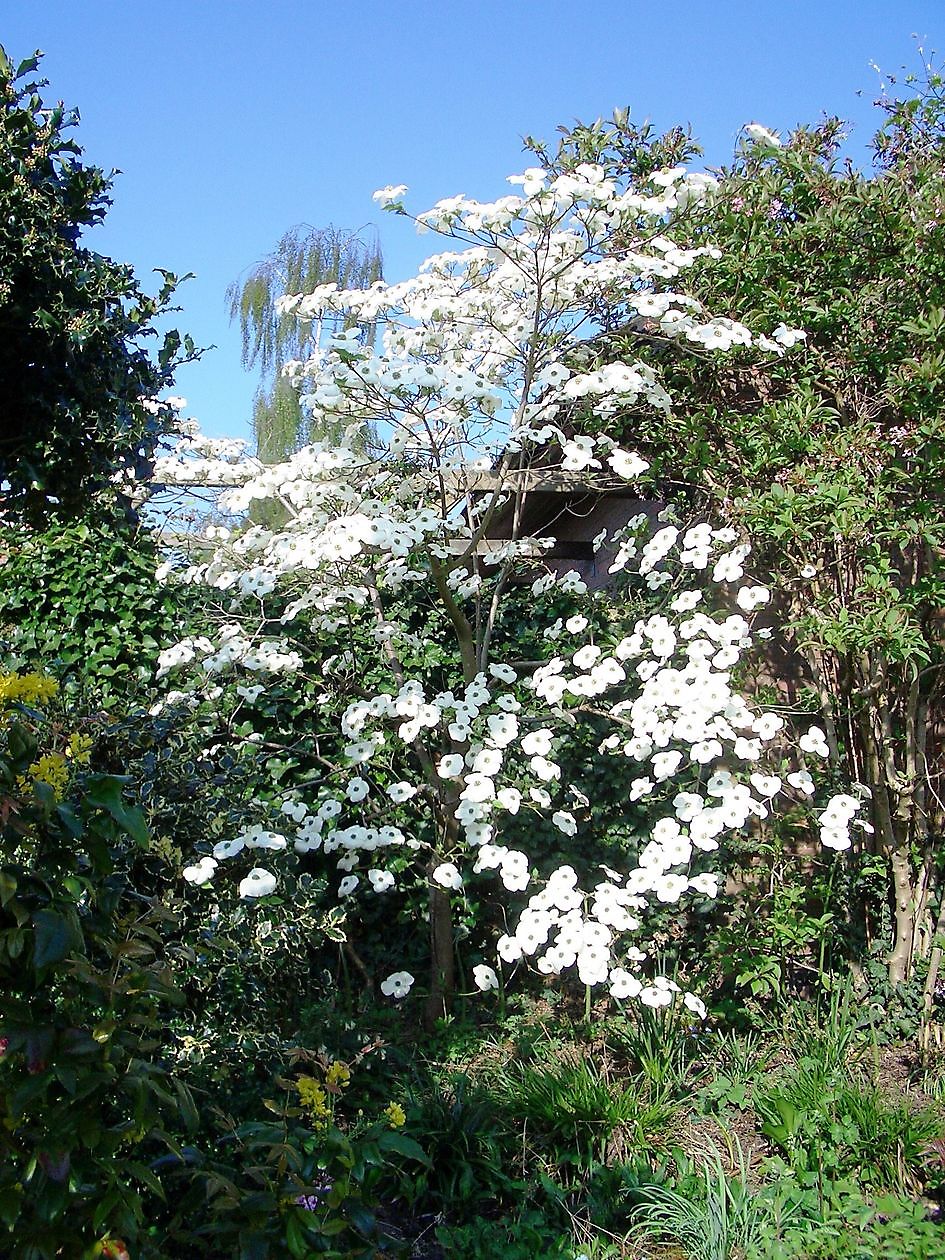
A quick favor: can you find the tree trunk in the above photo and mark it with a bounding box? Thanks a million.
[921,892,945,1055]
[424,876,455,1030]
[888,844,917,985]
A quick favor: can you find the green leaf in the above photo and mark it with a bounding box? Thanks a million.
[172,1077,200,1133]
[377,1130,430,1165]
[346,1201,378,1237]
[83,775,149,847]
[317,1217,350,1237]
[285,1213,312,1258]
[128,1159,166,1201]
[32,907,82,970]
[0,870,16,906]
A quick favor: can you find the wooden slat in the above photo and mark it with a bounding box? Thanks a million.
[153,470,638,496]
[455,470,634,495]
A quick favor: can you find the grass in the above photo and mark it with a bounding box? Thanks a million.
[626,1137,804,1260]
[386,990,945,1259]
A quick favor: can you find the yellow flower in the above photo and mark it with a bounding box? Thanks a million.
[295,1075,331,1129]
[325,1060,351,1091]
[17,752,69,800]
[0,671,58,707]
[66,732,94,765]
[383,1101,406,1129]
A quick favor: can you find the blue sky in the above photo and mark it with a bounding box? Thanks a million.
[2,1,940,442]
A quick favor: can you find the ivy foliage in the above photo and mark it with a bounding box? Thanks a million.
[0,517,189,709]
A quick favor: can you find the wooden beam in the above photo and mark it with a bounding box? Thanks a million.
[153,470,642,498]
[454,470,642,496]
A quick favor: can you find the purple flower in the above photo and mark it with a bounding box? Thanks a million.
[295,1179,333,1212]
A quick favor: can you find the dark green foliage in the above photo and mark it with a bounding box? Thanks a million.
[435,1210,573,1260]
[698,835,847,1010]
[162,875,342,1119]
[155,1111,425,1258]
[0,685,194,1257]
[0,48,195,526]
[401,1072,521,1215]
[757,1065,941,1194]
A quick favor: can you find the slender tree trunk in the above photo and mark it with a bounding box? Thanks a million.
[425,874,455,1030]
[888,845,917,985]
[784,552,942,991]
[922,893,945,1055]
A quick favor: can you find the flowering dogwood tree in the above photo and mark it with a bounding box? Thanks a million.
[154,154,859,1022]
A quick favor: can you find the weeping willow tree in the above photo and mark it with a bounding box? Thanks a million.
[228,224,383,462]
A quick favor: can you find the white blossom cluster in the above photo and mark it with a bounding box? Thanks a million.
[178,522,860,1015]
[163,158,839,1015]
[153,424,257,488]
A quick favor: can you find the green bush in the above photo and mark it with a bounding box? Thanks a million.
[0,47,194,526]
[0,669,194,1258]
